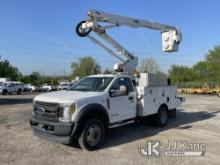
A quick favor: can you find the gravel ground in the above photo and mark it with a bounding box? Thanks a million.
[0,94,220,165]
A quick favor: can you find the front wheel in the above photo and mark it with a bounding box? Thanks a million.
[156,106,168,127]
[78,118,105,151]
[2,90,8,95]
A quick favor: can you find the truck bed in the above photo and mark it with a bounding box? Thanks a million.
[136,86,184,117]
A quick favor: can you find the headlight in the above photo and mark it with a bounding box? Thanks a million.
[59,103,76,122]
[69,103,76,116]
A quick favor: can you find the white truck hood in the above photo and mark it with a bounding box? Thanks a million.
[34,90,105,104]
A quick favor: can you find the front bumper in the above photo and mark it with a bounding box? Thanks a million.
[30,116,80,144]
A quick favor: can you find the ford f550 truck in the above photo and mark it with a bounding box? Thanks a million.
[30,10,183,150]
[30,73,184,150]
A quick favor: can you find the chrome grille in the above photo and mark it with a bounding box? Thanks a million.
[34,101,62,122]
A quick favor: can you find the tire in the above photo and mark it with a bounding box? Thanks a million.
[2,90,8,95]
[76,21,92,37]
[17,89,22,95]
[156,106,168,127]
[78,118,105,151]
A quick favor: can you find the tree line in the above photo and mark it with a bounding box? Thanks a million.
[1,45,220,85]
[169,45,220,84]
[0,56,104,85]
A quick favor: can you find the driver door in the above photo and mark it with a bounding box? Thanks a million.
[7,83,14,93]
[108,77,136,123]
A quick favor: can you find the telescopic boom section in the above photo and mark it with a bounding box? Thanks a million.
[75,9,182,74]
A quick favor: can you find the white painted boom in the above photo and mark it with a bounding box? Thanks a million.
[76,10,182,73]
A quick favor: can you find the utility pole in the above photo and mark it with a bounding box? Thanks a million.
[43,68,45,77]
[64,67,66,79]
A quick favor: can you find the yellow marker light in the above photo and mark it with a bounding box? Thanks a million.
[69,103,76,116]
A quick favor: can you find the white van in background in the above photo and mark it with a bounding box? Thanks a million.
[0,81,24,95]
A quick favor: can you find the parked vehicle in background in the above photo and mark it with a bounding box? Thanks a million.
[69,77,80,87]
[0,81,24,95]
[40,84,52,92]
[24,84,36,92]
[58,82,70,90]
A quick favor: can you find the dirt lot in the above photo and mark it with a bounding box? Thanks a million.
[0,94,220,165]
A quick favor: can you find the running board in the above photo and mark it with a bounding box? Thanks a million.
[109,120,135,128]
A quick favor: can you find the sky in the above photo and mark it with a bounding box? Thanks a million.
[0,0,220,76]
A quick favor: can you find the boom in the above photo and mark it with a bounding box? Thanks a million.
[76,10,182,73]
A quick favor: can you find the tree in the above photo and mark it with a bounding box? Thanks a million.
[168,65,196,83]
[103,68,112,74]
[204,46,220,82]
[192,61,209,82]
[168,45,220,84]
[139,57,161,73]
[71,56,101,78]
[20,72,40,84]
[0,60,21,80]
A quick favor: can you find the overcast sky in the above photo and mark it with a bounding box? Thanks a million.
[0,0,220,75]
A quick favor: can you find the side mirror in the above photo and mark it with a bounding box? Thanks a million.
[109,85,127,97]
[109,89,117,97]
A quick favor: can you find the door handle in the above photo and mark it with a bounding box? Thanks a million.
[128,96,134,100]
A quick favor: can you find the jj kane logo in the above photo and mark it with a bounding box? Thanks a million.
[139,140,206,157]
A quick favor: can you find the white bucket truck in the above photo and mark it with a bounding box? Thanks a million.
[30,10,183,150]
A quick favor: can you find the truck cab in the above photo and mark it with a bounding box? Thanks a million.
[30,74,183,150]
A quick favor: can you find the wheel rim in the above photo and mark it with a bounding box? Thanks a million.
[86,124,102,146]
[161,110,167,125]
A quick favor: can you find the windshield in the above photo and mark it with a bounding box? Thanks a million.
[69,77,113,92]
[0,82,6,87]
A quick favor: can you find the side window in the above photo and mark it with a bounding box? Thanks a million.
[109,77,134,97]
[124,78,134,92]
[110,79,119,91]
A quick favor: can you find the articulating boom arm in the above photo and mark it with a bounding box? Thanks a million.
[76,10,182,73]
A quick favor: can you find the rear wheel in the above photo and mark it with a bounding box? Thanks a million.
[17,89,22,95]
[156,106,168,127]
[78,118,105,151]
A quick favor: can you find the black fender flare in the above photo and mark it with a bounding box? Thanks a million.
[74,103,110,126]
[158,103,168,112]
